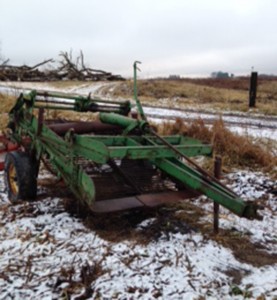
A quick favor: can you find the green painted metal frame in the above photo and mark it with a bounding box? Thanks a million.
[12,90,132,115]
[7,88,260,219]
[8,100,212,209]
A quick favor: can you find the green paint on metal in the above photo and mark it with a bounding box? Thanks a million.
[128,138,259,219]
[152,157,254,218]
[74,136,109,164]
[6,89,260,220]
[108,144,211,159]
[80,135,212,150]
[12,114,96,206]
[133,61,147,121]
[100,112,148,132]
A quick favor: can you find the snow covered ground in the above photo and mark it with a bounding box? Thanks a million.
[147,113,277,141]
[0,169,276,299]
[0,81,113,97]
[0,81,276,299]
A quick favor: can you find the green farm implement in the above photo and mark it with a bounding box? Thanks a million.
[0,64,261,219]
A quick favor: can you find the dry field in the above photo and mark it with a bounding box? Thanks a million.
[0,78,276,174]
[112,77,277,115]
[158,118,277,176]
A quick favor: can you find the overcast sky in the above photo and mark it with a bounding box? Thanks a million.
[0,0,276,77]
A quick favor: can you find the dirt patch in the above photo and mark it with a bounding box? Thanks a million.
[82,209,156,244]
[10,169,275,269]
[62,197,195,244]
[223,267,250,285]
[61,192,277,268]
[152,200,277,268]
[54,261,106,300]
[213,229,277,267]
[137,209,198,241]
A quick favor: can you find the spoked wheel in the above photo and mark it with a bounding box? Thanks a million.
[4,151,38,203]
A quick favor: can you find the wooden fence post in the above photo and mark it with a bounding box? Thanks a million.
[249,72,258,108]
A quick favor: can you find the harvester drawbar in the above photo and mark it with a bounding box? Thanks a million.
[0,63,261,219]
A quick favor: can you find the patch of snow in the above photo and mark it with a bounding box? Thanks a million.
[0,170,276,299]
[196,171,277,253]
[145,107,277,141]
[229,125,277,141]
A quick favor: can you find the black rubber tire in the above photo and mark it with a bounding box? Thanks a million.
[4,151,38,203]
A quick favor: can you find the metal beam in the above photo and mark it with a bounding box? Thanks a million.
[152,157,259,219]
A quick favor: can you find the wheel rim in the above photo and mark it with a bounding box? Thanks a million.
[8,164,19,196]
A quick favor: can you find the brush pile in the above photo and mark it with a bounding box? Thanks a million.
[0,50,125,82]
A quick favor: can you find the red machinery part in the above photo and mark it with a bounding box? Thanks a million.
[0,135,19,171]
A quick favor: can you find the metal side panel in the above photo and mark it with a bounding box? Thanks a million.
[137,190,198,207]
[91,196,144,213]
[91,190,197,213]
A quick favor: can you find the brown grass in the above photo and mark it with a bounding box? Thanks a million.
[182,77,251,90]
[0,93,98,131]
[0,93,17,131]
[182,77,277,90]
[0,93,17,113]
[44,109,98,123]
[112,79,277,115]
[158,118,276,172]
[1,91,275,173]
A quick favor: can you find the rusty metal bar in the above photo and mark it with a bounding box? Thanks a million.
[108,159,142,194]
[213,156,222,234]
[0,135,20,171]
[149,129,236,197]
[37,108,44,136]
[48,121,123,136]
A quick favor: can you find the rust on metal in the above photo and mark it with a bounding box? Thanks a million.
[0,135,20,171]
[149,129,237,197]
[108,159,142,194]
[37,108,44,136]
[91,190,198,213]
[48,121,123,136]
[91,196,144,213]
[213,156,222,234]
[2,88,262,220]
[138,190,198,207]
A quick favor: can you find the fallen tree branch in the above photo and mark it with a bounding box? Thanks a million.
[0,50,125,82]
